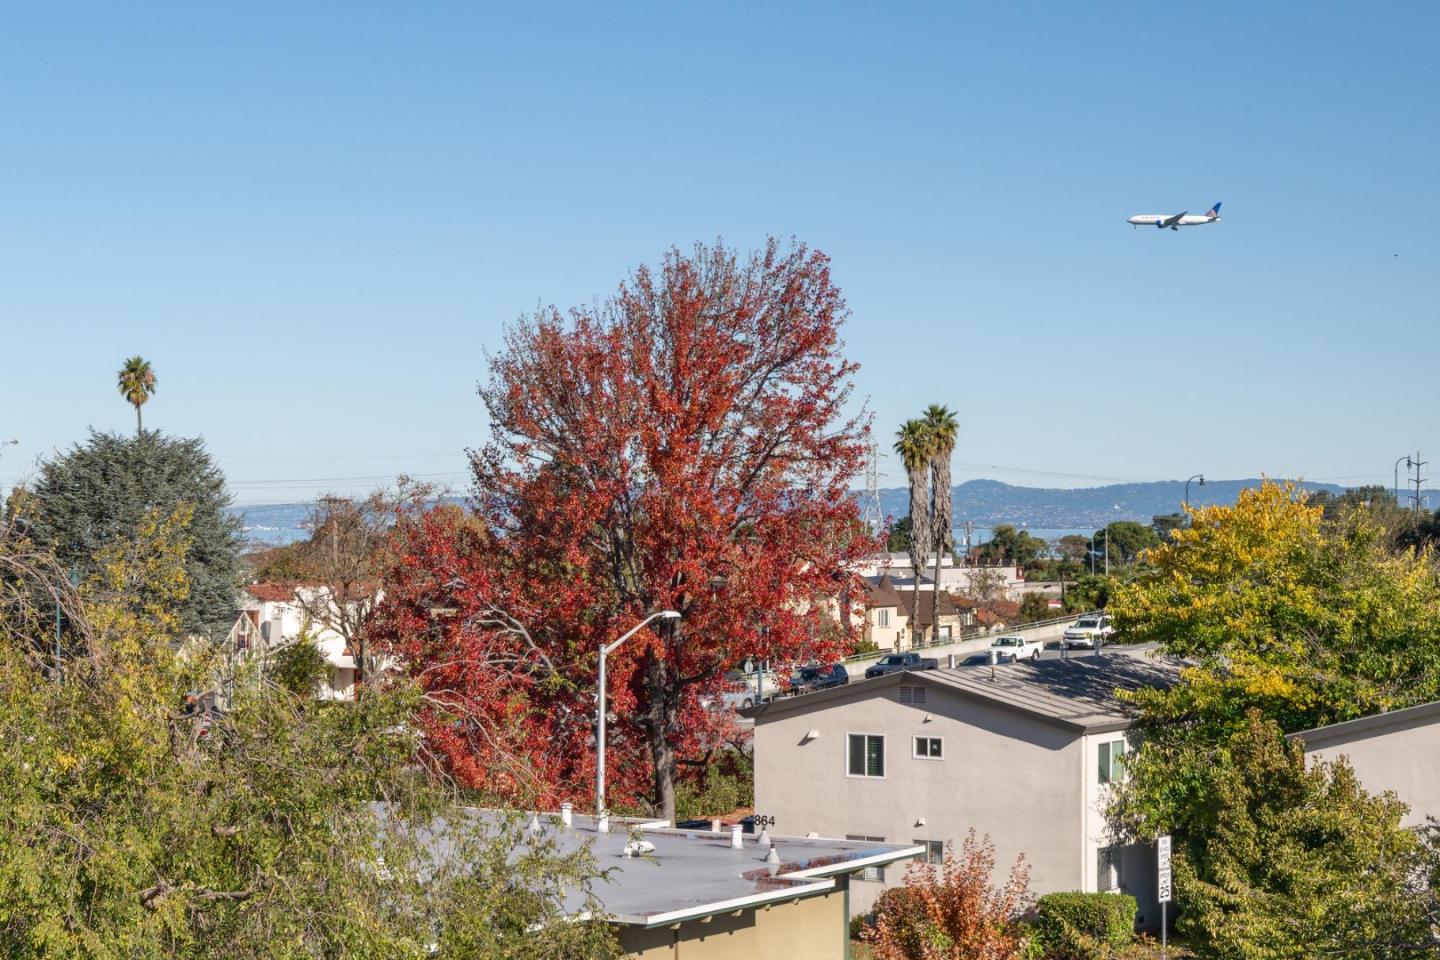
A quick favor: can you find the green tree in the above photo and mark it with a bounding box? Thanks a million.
[1113,712,1435,959]
[28,430,243,638]
[1091,520,1159,566]
[1150,512,1186,542]
[886,514,912,552]
[1016,592,1051,623]
[0,517,619,959]
[978,524,1047,567]
[269,632,331,697]
[116,356,157,436]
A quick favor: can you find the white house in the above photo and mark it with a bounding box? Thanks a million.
[225,582,368,700]
[746,648,1181,927]
[858,552,1026,600]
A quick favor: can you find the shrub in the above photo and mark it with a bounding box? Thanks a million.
[270,636,331,697]
[1033,893,1136,955]
[865,832,1031,959]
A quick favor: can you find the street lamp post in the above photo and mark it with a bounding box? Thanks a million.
[1184,474,1205,511]
[596,610,681,822]
[1396,454,1414,505]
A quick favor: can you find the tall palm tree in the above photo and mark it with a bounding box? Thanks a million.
[894,419,934,649]
[117,356,156,436]
[923,405,959,638]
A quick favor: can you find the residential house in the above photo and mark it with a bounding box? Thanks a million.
[1288,700,1440,828]
[858,552,1026,601]
[896,589,966,645]
[425,808,920,959]
[858,576,908,651]
[224,582,365,700]
[747,648,1182,927]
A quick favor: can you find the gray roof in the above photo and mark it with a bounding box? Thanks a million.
[746,646,1183,734]
[423,810,921,928]
[1287,699,1440,749]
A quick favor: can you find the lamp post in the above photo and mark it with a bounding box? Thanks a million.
[596,610,681,821]
[1184,474,1205,511]
[1396,454,1414,505]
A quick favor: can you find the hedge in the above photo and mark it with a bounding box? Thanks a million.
[1033,892,1136,951]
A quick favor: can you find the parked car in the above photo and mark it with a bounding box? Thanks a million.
[1062,614,1115,649]
[990,635,1042,663]
[700,678,758,711]
[863,652,940,680]
[788,662,849,696]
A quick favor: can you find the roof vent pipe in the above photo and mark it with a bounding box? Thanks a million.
[598,812,610,834]
[560,803,573,827]
[731,824,743,849]
[758,827,772,847]
[765,846,780,865]
[711,818,721,833]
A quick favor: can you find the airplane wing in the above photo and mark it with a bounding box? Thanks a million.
[1161,211,1187,228]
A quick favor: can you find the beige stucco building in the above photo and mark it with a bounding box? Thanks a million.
[746,650,1181,928]
[1289,700,1440,828]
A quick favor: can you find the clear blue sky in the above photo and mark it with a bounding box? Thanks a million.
[3,2,1436,504]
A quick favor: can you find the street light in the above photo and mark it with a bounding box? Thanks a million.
[1184,474,1205,510]
[1396,454,1414,505]
[596,610,681,824]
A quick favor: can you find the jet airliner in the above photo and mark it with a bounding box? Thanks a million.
[1128,202,1222,230]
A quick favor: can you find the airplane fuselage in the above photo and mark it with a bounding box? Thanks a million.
[1127,213,1221,229]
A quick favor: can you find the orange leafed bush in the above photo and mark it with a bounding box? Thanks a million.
[865,830,1033,960]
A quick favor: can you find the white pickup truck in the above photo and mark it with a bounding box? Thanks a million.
[990,635,1043,663]
[1063,614,1115,649]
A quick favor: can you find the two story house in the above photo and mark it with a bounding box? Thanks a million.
[746,648,1181,927]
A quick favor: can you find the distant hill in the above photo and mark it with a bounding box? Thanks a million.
[875,477,1347,532]
[233,477,1349,548]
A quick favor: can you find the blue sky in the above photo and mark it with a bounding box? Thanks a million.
[2,2,1436,504]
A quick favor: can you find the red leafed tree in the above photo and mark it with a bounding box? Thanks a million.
[371,238,874,818]
[866,831,1033,960]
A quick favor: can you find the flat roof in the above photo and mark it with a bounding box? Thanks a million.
[1287,699,1440,749]
[427,811,921,928]
[745,645,1183,734]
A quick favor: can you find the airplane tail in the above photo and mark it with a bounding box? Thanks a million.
[1206,201,1222,218]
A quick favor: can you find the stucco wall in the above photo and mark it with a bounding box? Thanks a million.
[754,683,1085,915]
[1301,711,1440,828]
[617,889,844,959]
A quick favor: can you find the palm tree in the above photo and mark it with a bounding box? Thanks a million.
[923,405,959,638]
[117,356,157,436]
[894,419,934,649]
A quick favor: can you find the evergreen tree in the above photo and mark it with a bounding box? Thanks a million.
[27,430,242,638]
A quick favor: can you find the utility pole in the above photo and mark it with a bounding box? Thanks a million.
[1409,452,1428,514]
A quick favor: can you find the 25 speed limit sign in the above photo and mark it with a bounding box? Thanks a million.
[1157,835,1172,904]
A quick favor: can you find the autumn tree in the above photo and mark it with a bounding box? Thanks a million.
[0,509,617,958]
[373,239,873,819]
[864,831,1032,960]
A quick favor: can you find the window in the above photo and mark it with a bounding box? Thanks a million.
[847,734,885,778]
[939,625,952,640]
[1097,845,1119,892]
[898,685,926,705]
[877,608,890,628]
[1098,739,1127,785]
[913,839,945,865]
[848,835,887,881]
[913,736,943,760]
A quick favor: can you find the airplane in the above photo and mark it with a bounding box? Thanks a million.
[1127,202,1222,230]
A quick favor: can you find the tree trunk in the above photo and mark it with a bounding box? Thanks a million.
[135,405,143,437]
[642,652,678,823]
[906,467,929,650]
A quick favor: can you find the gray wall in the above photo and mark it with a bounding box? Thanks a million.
[1301,710,1440,828]
[754,683,1086,915]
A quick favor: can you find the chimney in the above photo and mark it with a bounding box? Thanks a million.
[560,802,573,827]
[731,824,743,849]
